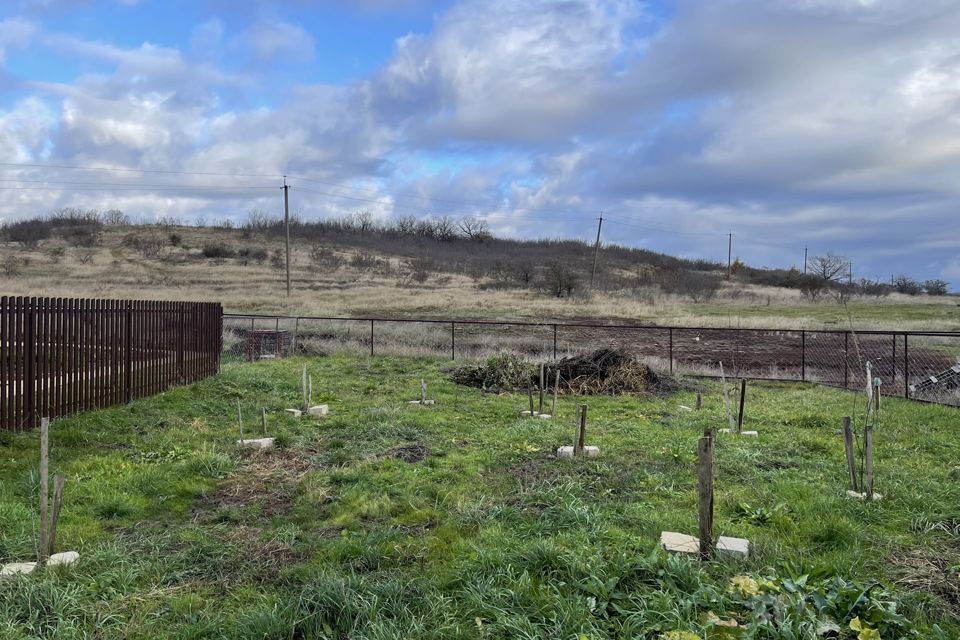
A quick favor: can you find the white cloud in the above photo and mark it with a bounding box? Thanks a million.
[239,20,315,63]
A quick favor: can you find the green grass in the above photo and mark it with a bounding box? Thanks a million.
[1,354,959,638]
[690,300,960,328]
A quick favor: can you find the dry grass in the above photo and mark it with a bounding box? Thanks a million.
[2,225,958,330]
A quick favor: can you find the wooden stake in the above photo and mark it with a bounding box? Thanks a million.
[261,408,267,436]
[576,404,587,454]
[538,364,545,414]
[842,416,859,492]
[551,369,560,416]
[528,385,535,415]
[736,379,747,434]
[697,434,714,560]
[308,374,313,407]
[421,379,427,404]
[695,391,702,410]
[47,474,65,557]
[719,362,735,431]
[38,417,50,565]
[237,399,244,444]
[301,366,308,411]
[864,425,875,499]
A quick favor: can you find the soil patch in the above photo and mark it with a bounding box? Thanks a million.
[384,443,429,463]
[194,449,313,521]
[890,546,960,616]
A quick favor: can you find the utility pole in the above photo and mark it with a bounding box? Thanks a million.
[727,232,733,279]
[803,247,808,274]
[848,260,853,285]
[589,213,604,289]
[283,177,291,297]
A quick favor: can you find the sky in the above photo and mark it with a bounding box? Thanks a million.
[1,0,960,284]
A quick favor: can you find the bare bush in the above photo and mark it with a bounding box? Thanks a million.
[659,270,722,302]
[309,246,345,272]
[47,247,65,263]
[102,209,130,226]
[2,254,22,276]
[125,234,165,259]
[270,249,285,271]
[543,261,580,297]
[458,217,491,241]
[858,278,890,298]
[245,208,277,231]
[3,219,51,248]
[237,247,268,265]
[799,275,827,302]
[202,242,235,259]
[77,249,96,264]
[923,279,949,296]
[892,274,921,295]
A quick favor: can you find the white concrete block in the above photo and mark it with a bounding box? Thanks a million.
[48,551,79,567]
[678,405,693,412]
[556,445,600,459]
[409,400,435,406]
[307,405,329,416]
[719,429,758,437]
[0,562,37,578]
[846,490,883,501]
[536,413,552,419]
[237,437,275,450]
[660,531,699,554]
[520,410,538,416]
[285,409,302,417]
[717,536,750,559]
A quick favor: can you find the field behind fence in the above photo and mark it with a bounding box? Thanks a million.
[1,296,222,431]
[224,314,960,407]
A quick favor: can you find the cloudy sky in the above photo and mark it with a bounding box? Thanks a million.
[2,0,960,283]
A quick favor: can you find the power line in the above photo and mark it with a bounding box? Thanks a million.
[0,161,280,179]
[0,178,278,190]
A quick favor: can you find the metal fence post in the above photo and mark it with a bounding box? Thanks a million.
[669,328,674,374]
[125,302,133,402]
[904,334,909,399]
[800,330,806,382]
[24,298,36,430]
[844,332,849,389]
[370,319,374,357]
[552,324,558,360]
[450,322,456,360]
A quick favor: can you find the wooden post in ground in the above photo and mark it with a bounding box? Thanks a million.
[576,404,587,455]
[261,408,267,436]
[842,416,859,493]
[538,364,545,414]
[421,379,427,404]
[695,391,702,410]
[736,379,747,434]
[301,366,308,411]
[864,426,875,499]
[308,375,313,407]
[719,362,735,431]
[528,385,535,415]
[697,434,715,560]
[236,399,244,444]
[551,370,560,416]
[47,474,65,557]
[38,417,50,565]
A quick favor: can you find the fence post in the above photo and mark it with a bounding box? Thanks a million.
[903,334,909,399]
[450,321,456,360]
[177,306,185,384]
[25,298,36,430]
[891,333,896,393]
[125,302,133,403]
[800,330,806,382]
[370,319,374,357]
[552,324,558,360]
[669,328,674,374]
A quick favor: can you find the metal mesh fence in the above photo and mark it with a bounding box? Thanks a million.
[222,315,960,407]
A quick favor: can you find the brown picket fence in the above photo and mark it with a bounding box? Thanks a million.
[1,296,222,431]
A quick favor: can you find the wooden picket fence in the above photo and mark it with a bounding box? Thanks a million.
[0,296,222,431]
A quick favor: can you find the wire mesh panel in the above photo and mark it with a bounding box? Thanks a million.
[222,316,297,362]
[455,322,555,361]
[904,334,960,406]
[373,320,452,358]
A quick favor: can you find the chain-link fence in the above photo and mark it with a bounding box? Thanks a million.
[222,314,960,407]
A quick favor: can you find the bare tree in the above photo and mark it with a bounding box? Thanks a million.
[892,274,921,295]
[543,261,580,297]
[808,253,848,283]
[432,216,458,242]
[102,209,130,226]
[246,208,275,230]
[458,217,491,241]
[922,279,949,296]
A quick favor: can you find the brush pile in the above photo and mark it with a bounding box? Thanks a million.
[450,348,676,395]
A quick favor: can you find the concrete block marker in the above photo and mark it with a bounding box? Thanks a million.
[410,380,435,405]
[520,410,548,417]
[1,562,37,579]
[660,531,699,555]
[285,409,302,417]
[846,490,883,501]
[237,437,275,450]
[557,445,599,459]
[48,551,79,567]
[308,404,329,416]
[716,536,750,559]
[719,429,758,437]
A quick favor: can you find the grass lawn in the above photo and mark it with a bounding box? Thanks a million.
[1,355,959,638]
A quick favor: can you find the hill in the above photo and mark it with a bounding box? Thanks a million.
[1,211,956,330]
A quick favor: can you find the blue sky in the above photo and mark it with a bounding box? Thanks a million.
[2,0,960,285]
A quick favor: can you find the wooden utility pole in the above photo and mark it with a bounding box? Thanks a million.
[590,213,604,289]
[283,176,291,297]
[803,247,808,274]
[727,232,733,279]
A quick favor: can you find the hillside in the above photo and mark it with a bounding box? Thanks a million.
[1,214,956,330]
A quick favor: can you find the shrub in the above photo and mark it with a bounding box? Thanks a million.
[892,274,921,295]
[169,233,182,247]
[923,279,949,296]
[543,261,580,297]
[2,254,21,276]
[124,235,164,259]
[237,247,268,265]
[201,243,235,259]
[309,246,345,271]
[3,219,51,248]
[659,270,722,302]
